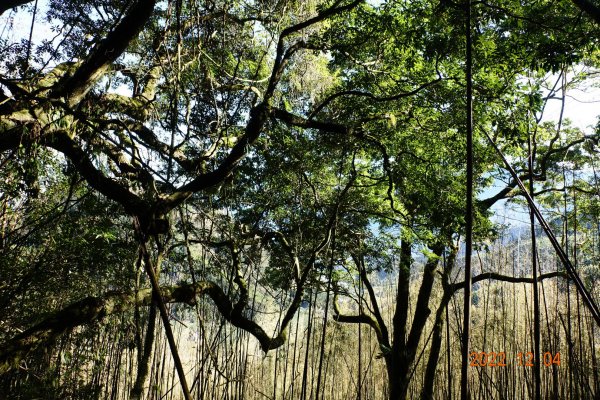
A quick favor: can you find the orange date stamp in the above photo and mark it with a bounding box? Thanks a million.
[469,351,561,367]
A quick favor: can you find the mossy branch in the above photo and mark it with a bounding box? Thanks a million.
[0,280,286,375]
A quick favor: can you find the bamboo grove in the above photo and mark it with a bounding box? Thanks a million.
[1,0,600,399]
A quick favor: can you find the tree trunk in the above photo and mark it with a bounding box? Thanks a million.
[385,353,411,400]
[421,294,451,400]
[130,303,157,400]
[386,244,444,400]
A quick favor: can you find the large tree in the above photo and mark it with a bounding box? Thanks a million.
[1,0,600,399]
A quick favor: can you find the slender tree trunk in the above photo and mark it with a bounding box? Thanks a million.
[300,289,314,400]
[446,298,452,400]
[421,245,456,400]
[421,294,451,400]
[528,132,541,400]
[358,269,363,400]
[461,0,474,397]
[130,303,157,399]
[290,312,301,400]
[316,259,334,400]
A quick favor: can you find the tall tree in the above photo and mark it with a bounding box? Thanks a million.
[1,0,600,398]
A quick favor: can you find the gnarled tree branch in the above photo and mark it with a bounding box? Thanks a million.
[450,270,566,293]
[0,279,287,375]
[52,0,157,105]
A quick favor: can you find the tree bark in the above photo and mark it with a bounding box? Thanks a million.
[130,303,157,400]
[0,280,286,374]
[421,245,457,400]
[385,245,443,400]
[420,293,452,400]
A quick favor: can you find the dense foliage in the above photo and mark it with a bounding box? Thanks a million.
[1,0,600,398]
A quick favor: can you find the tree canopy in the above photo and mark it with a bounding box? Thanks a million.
[1,0,600,399]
